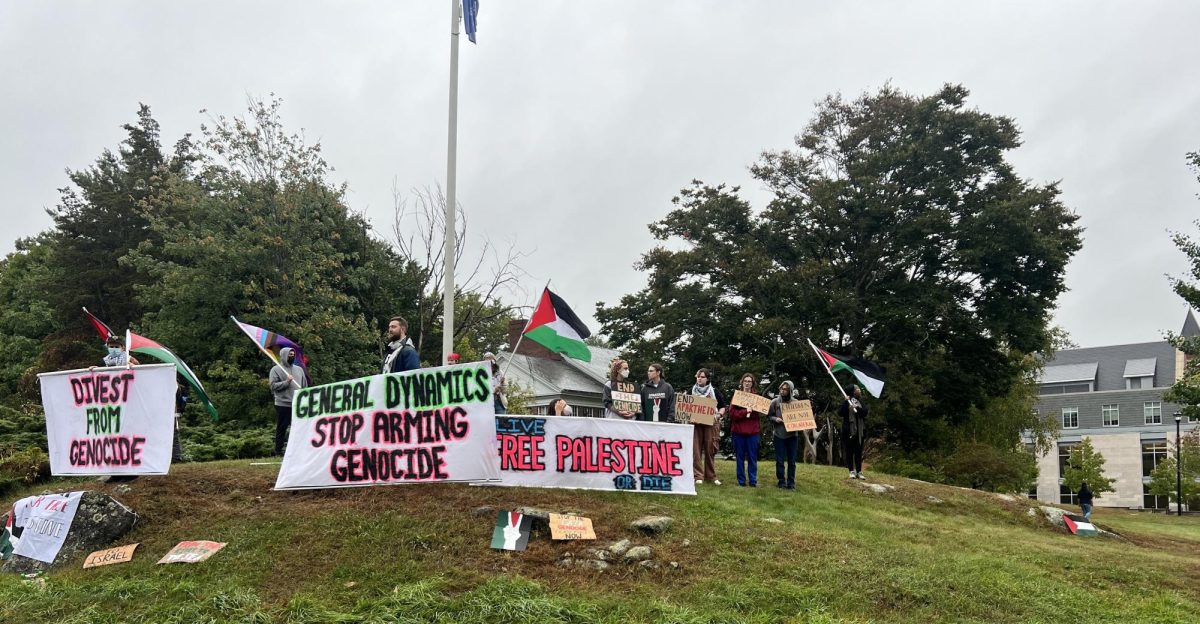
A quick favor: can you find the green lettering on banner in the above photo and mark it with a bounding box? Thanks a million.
[383,368,490,411]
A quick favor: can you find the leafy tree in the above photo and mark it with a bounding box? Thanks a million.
[1165,152,1200,417]
[0,236,57,402]
[1148,429,1200,509]
[1061,438,1114,498]
[943,442,1037,493]
[598,84,1082,455]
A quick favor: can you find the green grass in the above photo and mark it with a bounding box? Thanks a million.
[2,460,1199,623]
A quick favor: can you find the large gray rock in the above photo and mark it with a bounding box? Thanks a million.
[623,545,653,562]
[1040,505,1068,529]
[631,515,673,534]
[608,539,633,557]
[2,491,137,574]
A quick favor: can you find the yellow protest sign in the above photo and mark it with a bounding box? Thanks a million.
[83,543,139,569]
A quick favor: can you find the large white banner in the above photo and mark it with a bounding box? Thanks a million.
[275,362,500,490]
[38,364,176,476]
[10,492,83,563]
[493,415,696,495]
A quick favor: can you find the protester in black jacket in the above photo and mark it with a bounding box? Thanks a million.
[839,385,868,480]
[640,363,675,423]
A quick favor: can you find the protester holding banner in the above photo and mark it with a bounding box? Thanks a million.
[484,352,507,414]
[270,347,308,456]
[603,359,639,419]
[727,372,763,487]
[768,380,799,489]
[102,336,139,367]
[640,363,675,423]
[382,316,420,373]
[838,384,868,480]
[690,368,722,485]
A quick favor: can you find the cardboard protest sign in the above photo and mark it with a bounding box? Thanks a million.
[549,514,596,540]
[609,381,641,414]
[8,492,83,563]
[83,543,139,569]
[491,511,532,551]
[675,394,717,425]
[158,540,226,564]
[38,364,177,476]
[731,390,772,415]
[491,415,696,495]
[781,400,816,432]
[275,362,500,490]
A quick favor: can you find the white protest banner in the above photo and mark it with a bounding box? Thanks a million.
[10,492,83,563]
[38,364,176,476]
[491,415,695,495]
[275,362,500,490]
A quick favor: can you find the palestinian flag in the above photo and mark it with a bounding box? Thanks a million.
[128,330,220,421]
[1,507,17,560]
[232,316,311,384]
[82,307,117,342]
[524,288,592,362]
[809,340,886,398]
[1063,513,1097,537]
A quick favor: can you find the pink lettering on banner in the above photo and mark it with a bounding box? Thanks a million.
[68,371,136,407]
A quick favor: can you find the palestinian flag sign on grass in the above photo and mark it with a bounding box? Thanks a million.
[1,506,17,560]
[1063,513,1098,537]
[808,339,886,398]
[524,288,592,362]
[128,330,220,421]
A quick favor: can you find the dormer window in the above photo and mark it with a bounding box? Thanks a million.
[1123,358,1156,390]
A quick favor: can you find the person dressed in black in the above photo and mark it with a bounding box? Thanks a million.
[839,384,868,480]
[1079,481,1094,520]
[640,363,676,423]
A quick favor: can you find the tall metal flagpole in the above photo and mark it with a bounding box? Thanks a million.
[442,0,462,366]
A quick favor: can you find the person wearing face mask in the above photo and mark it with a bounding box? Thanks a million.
[727,372,763,487]
[603,359,640,419]
[839,384,869,480]
[639,363,675,423]
[690,368,723,485]
[768,380,799,490]
[102,336,139,367]
[483,352,507,414]
[270,347,308,456]
[382,316,420,374]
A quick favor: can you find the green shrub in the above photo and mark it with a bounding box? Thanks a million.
[0,445,51,496]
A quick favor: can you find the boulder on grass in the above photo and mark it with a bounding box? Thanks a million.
[2,491,138,574]
[630,515,673,534]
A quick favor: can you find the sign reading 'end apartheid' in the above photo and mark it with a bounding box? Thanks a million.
[38,363,177,476]
[275,362,500,490]
[491,415,695,495]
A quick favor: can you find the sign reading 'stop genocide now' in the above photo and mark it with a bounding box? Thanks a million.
[39,364,177,476]
[274,363,500,490]
[491,415,696,495]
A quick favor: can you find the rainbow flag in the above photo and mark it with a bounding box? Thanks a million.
[231,317,310,382]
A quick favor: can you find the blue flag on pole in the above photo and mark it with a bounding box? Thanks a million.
[463,0,479,44]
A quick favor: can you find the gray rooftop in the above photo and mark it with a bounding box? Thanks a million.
[1122,358,1157,378]
[1042,341,1177,391]
[1041,362,1097,384]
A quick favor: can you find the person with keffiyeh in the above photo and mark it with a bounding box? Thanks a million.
[689,368,723,485]
[382,316,420,374]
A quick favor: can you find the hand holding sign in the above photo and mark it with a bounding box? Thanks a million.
[781,400,816,432]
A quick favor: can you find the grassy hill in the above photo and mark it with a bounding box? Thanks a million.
[2,460,1198,623]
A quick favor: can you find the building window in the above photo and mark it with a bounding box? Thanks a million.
[575,406,604,419]
[1144,484,1169,510]
[1102,404,1120,427]
[1142,441,1169,477]
[1060,484,1078,505]
[1058,444,1077,478]
[1144,402,1162,425]
[1039,382,1093,395]
[1061,407,1079,429]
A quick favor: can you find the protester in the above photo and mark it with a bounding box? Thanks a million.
[640,363,676,423]
[173,383,189,463]
[839,384,868,480]
[1079,481,1094,520]
[768,380,799,490]
[690,368,723,485]
[448,352,461,364]
[102,336,139,367]
[483,352,507,414]
[727,372,763,487]
[603,359,639,419]
[382,316,419,373]
[550,398,574,416]
[270,347,308,457]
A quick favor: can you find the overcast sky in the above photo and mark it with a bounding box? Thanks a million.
[3,1,1199,349]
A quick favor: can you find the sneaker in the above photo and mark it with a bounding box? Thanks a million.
[848,471,857,479]
[696,479,704,485]
[856,473,867,480]
[786,484,796,490]
[749,483,757,488]
[712,479,722,486]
